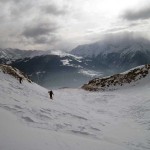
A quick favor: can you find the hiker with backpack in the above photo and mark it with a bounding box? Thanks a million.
[19,77,23,84]
[48,90,54,100]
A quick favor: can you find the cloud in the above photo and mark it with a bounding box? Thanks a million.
[34,35,58,45]
[0,0,66,49]
[22,22,58,44]
[0,0,31,4]
[33,36,49,44]
[0,0,150,51]
[104,27,129,33]
[0,0,16,3]
[23,23,56,38]
[41,4,67,15]
[0,0,34,21]
[122,6,150,21]
[10,2,33,18]
[94,32,150,49]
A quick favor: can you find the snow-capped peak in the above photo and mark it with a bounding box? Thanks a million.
[71,35,150,57]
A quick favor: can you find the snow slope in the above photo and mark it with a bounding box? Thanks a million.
[0,66,150,150]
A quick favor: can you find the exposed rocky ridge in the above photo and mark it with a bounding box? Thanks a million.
[0,64,32,83]
[82,64,150,91]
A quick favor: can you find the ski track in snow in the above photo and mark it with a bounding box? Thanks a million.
[0,71,150,150]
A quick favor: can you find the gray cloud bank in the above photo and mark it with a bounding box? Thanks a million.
[41,4,67,15]
[122,6,150,21]
[0,0,69,50]
[0,0,150,51]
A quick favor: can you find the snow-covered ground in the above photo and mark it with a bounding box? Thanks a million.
[0,69,150,150]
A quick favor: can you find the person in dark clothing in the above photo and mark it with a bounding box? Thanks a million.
[19,77,23,84]
[48,90,54,100]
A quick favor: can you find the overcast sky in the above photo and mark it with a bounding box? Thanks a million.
[0,0,150,51]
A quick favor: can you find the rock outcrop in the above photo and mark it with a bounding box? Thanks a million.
[0,64,32,83]
[82,64,150,91]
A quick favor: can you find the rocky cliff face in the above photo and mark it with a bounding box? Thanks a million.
[0,64,31,83]
[82,64,150,91]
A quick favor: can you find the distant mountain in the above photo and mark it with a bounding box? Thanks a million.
[3,35,150,89]
[0,48,53,63]
[0,48,106,88]
[10,53,103,88]
[82,64,150,91]
[71,35,150,70]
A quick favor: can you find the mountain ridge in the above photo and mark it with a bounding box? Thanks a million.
[82,64,150,91]
[71,35,150,57]
[1,34,150,88]
[71,35,150,70]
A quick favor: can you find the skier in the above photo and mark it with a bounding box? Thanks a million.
[19,77,23,84]
[48,90,54,100]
